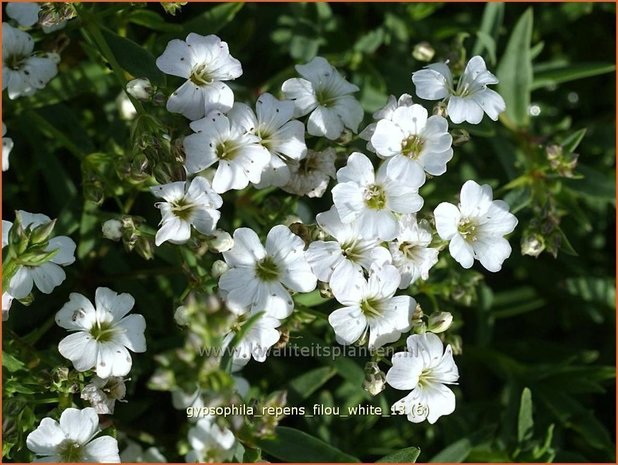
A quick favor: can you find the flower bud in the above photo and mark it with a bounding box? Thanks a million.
[126,78,153,101]
[207,230,234,253]
[211,260,229,278]
[174,305,190,326]
[427,311,453,333]
[30,219,57,244]
[413,41,435,62]
[450,128,470,146]
[521,231,545,257]
[102,219,123,241]
[433,101,448,118]
[117,93,137,121]
[362,361,386,396]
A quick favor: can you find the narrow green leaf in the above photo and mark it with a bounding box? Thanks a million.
[472,3,504,64]
[289,367,336,400]
[518,387,534,443]
[531,63,615,90]
[564,277,616,309]
[377,446,421,463]
[429,438,472,462]
[2,352,26,373]
[294,289,330,307]
[220,312,265,372]
[560,128,587,153]
[566,163,616,202]
[258,427,360,462]
[128,10,183,33]
[182,3,244,36]
[497,8,533,127]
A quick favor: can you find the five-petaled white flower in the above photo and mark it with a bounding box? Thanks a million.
[387,333,459,424]
[183,109,270,193]
[56,287,146,378]
[151,176,223,246]
[331,152,424,241]
[3,123,13,171]
[329,263,414,349]
[412,55,505,125]
[228,93,307,187]
[371,103,453,180]
[186,417,236,463]
[219,225,317,318]
[156,33,242,120]
[306,206,391,291]
[282,147,337,198]
[434,180,517,272]
[223,313,281,370]
[2,22,58,99]
[6,2,40,27]
[3,211,76,301]
[26,407,120,462]
[359,93,415,152]
[389,214,439,289]
[282,56,364,140]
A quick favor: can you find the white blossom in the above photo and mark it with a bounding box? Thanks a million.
[101,219,123,241]
[183,109,270,193]
[120,440,166,463]
[329,263,414,349]
[156,33,242,120]
[80,376,127,415]
[434,180,517,272]
[359,93,414,151]
[151,176,223,246]
[387,333,459,424]
[282,147,337,198]
[26,407,120,462]
[282,56,363,140]
[2,22,58,99]
[331,152,424,241]
[389,214,439,288]
[412,55,505,124]
[3,123,13,171]
[6,2,40,27]
[219,225,317,319]
[2,292,14,321]
[186,417,235,463]
[56,287,146,378]
[223,313,281,370]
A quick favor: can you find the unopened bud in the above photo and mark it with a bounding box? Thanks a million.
[126,78,153,101]
[174,306,190,326]
[412,41,435,62]
[102,219,123,241]
[521,231,545,257]
[427,311,453,333]
[207,230,234,253]
[450,128,470,146]
[30,219,57,244]
[211,260,229,278]
[363,362,386,396]
[318,281,333,300]
[433,101,448,118]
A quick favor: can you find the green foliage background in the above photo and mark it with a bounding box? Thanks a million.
[2,2,616,463]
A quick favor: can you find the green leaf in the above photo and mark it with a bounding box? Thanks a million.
[100,28,165,85]
[518,387,534,443]
[289,367,336,400]
[564,277,616,309]
[2,352,25,373]
[220,312,265,373]
[531,63,615,90]
[474,31,497,66]
[182,3,244,36]
[294,289,330,307]
[497,8,533,127]
[560,128,586,153]
[376,446,421,463]
[354,28,385,54]
[258,427,360,462]
[429,438,472,462]
[566,163,616,202]
[128,10,183,33]
[472,3,504,64]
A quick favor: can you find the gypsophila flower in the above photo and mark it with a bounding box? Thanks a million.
[306,206,391,291]
[26,407,120,462]
[156,33,242,120]
[2,22,58,99]
[81,376,127,415]
[282,56,363,140]
[2,123,13,171]
[6,2,40,27]
[434,180,517,272]
[223,313,281,370]
[412,55,505,124]
[331,152,424,241]
[329,263,414,349]
[151,176,223,246]
[371,103,453,179]
[56,287,146,378]
[219,225,317,318]
[389,214,439,288]
[120,440,166,463]
[186,417,235,463]
[228,93,307,187]
[183,108,270,193]
[282,147,336,198]
[387,333,459,424]
[359,93,414,151]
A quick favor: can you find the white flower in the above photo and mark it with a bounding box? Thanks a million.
[151,176,223,246]
[223,313,281,370]
[412,55,505,125]
[219,225,317,318]
[331,152,424,241]
[2,292,14,321]
[434,180,517,272]
[6,2,40,27]
[183,109,270,193]
[26,407,120,462]
[2,22,58,99]
[371,103,453,179]
[101,219,123,241]
[3,211,76,300]
[81,376,127,415]
[126,78,152,101]
[228,93,307,187]
[186,417,235,463]
[329,263,414,349]
[56,287,147,378]
[117,92,137,120]
[3,123,13,171]
[359,93,414,150]
[156,33,242,120]
[120,440,166,463]
[282,147,336,198]
[386,333,459,424]
[306,206,391,292]
[389,215,439,289]
[282,56,363,140]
